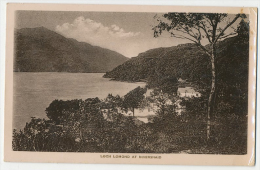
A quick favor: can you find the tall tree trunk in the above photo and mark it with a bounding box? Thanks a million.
[207,45,216,141]
[132,107,135,117]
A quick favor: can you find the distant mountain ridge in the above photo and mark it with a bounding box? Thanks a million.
[14,27,129,72]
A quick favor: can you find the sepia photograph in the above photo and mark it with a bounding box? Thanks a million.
[4,3,257,166]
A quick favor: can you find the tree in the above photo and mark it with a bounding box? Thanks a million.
[45,99,81,124]
[123,86,146,116]
[154,13,245,140]
[101,94,124,121]
[148,75,178,95]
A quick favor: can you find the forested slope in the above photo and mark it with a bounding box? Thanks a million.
[14,27,128,72]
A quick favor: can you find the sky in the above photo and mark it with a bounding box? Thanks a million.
[15,11,242,58]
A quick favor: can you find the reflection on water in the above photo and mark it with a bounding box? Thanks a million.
[13,72,146,130]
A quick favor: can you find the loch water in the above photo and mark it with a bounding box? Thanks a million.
[13,72,146,130]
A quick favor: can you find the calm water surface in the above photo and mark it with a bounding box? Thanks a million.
[13,72,146,130]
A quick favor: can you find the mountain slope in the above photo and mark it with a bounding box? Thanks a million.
[104,43,210,86]
[14,27,128,72]
[103,35,249,91]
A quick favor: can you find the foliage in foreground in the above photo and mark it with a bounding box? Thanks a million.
[13,91,247,154]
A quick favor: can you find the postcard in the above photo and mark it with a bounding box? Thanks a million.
[4,3,257,166]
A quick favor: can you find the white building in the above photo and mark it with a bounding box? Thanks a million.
[177,87,201,98]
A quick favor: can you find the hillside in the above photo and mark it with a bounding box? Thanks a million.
[103,35,249,91]
[104,42,210,87]
[14,27,128,72]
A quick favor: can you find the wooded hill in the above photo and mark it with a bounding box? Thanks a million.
[14,27,128,72]
[104,35,249,93]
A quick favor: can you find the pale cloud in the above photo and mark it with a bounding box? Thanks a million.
[55,16,180,57]
[56,16,141,47]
